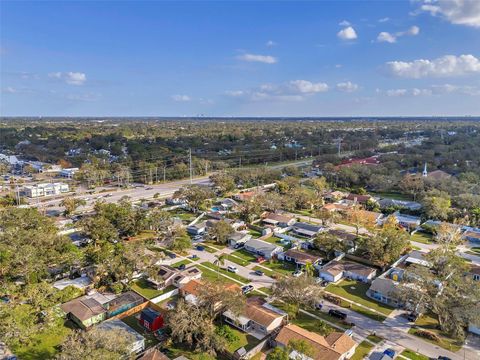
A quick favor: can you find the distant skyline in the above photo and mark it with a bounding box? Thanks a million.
[1,0,480,117]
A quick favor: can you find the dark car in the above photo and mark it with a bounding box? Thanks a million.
[383,349,396,358]
[177,264,186,270]
[437,357,452,360]
[234,243,245,249]
[328,309,347,320]
[254,270,264,276]
[168,253,177,259]
[196,245,205,251]
[405,312,419,322]
[241,285,254,294]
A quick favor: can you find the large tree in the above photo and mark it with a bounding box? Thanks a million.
[56,327,136,360]
[271,276,323,314]
[174,185,214,213]
[60,196,86,217]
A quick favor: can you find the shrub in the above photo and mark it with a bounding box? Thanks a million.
[215,325,239,343]
[416,329,440,341]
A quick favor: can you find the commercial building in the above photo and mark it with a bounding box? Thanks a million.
[22,182,69,198]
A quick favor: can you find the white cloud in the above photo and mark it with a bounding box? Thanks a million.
[337,26,358,40]
[266,40,277,47]
[49,71,87,85]
[381,84,480,97]
[377,32,397,43]
[386,89,409,97]
[237,53,277,64]
[336,81,359,92]
[339,20,351,26]
[377,25,420,43]
[226,79,329,102]
[171,94,191,102]
[335,64,343,68]
[407,25,420,35]
[378,17,390,23]
[417,0,480,28]
[385,54,480,78]
[289,80,329,94]
[3,87,17,94]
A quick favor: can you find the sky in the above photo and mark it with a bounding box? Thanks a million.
[1,0,480,117]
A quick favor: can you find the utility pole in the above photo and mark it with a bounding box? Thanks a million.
[155,166,158,184]
[239,157,242,168]
[189,148,193,184]
[163,165,166,183]
[205,161,208,175]
[337,140,341,156]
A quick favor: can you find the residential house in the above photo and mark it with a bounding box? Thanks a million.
[389,212,421,231]
[220,198,239,210]
[147,265,178,290]
[59,167,79,178]
[234,191,256,202]
[187,221,207,235]
[223,297,287,336]
[165,197,186,206]
[345,193,374,205]
[291,222,323,238]
[377,198,422,211]
[322,203,351,213]
[243,238,283,259]
[278,249,322,267]
[274,323,357,360]
[323,190,348,202]
[328,229,357,248]
[61,292,113,329]
[228,231,252,247]
[319,260,376,283]
[262,212,296,228]
[367,251,431,307]
[425,169,452,181]
[138,348,171,360]
[171,266,202,287]
[180,279,240,307]
[96,319,145,353]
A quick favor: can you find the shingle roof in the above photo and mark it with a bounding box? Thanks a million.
[61,296,105,321]
[275,324,356,360]
[245,297,285,328]
[321,260,376,278]
[284,249,322,263]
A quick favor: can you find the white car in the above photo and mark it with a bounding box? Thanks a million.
[227,265,238,273]
[292,270,303,277]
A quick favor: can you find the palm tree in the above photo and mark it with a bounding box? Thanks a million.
[213,254,226,278]
[304,261,315,277]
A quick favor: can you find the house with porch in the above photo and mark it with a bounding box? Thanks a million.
[319,260,376,283]
[262,212,296,228]
[278,248,322,268]
[291,222,323,238]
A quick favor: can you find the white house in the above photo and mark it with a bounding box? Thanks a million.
[319,260,376,283]
[59,168,79,178]
[228,232,252,247]
[243,238,283,259]
[23,182,69,198]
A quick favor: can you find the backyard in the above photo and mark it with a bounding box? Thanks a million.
[130,279,176,300]
[326,279,395,316]
[410,232,433,244]
[121,313,160,348]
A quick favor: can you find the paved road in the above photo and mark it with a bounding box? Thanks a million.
[318,299,479,360]
[30,176,211,213]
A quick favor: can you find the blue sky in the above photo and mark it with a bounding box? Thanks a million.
[1,0,479,116]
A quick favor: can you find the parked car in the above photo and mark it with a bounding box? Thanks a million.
[146,187,153,190]
[403,312,420,322]
[188,254,199,260]
[437,357,452,360]
[177,264,186,270]
[241,285,254,294]
[383,349,396,358]
[254,270,264,276]
[168,253,177,259]
[328,309,347,320]
[292,270,303,277]
[227,265,238,273]
[314,302,323,310]
[234,243,244,249]
[196,245,205,251]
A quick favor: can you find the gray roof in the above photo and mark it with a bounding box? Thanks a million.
[368,277,397,296]
[292,222,322,233]
[244,238,281,253]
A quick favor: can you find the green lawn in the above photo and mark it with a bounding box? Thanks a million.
[231,249,258,262]
[326,279,394,316]
[350,341,374,360]
[227,253,252,267]
[121,313,160,348]
[308,308,351,329]
[261,259,297,276]
[200,262,248,284]
[222,325,261,353]
[401,349,430,360]
[130,279,176,300]
[291,311,336,336]
[410,232,433,244]
[171,259,193,268]
[248,229,262,237]
[252,266,277,278]
[164,344,217,360]
[11,318,74,360]
[409,313,463,352]
[366,334,383,344]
